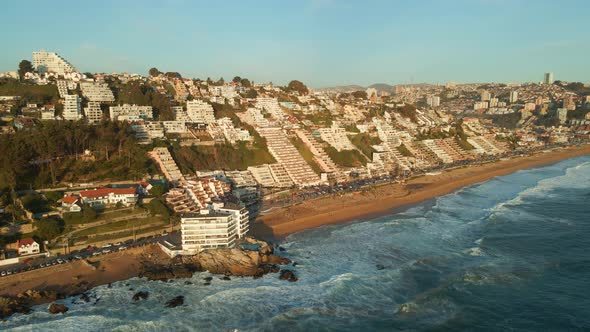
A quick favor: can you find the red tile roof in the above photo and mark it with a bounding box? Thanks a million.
[62,195,79,204]
[79,187,137,199]
[18,238,37,247]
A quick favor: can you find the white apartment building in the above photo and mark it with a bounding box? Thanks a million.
[255,97,285,121]
[63,94,82,120]
[109,104,153,121]
[149,147,185,185]
[186,100,215,124]
[180,209,238,254]
[57,80,69,97]
[481,91,492,101]
[162,121,187,133]
[32,51,77,75]
[80,82,115,102]
[84,101,103,123]
[257,127,320,186]
[210,202,250,238]
[317,125,355,151]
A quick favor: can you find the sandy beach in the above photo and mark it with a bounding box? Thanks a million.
[252,144,590,239]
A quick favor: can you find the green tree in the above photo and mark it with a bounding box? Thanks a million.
[287,80,309,95]
[352,90,368,99]
[244,89,258,98]
[147,199,169,217]
[149,184,166,199]
[240,78,251,87]
[18,60,34,80]
[35,218,64,241]
[232,76,242,83]
[149,67,161,77]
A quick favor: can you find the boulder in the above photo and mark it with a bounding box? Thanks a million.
[165,296,184,308]
[132,291,149,302]
[0,297,31,319]
[279,270,298,282]
[48,303,68,314]
[266,255,291,265]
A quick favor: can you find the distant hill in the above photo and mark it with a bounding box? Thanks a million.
[317,85,366,93]
[368,83,394,92]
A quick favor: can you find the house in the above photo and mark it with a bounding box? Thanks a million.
[137,182,153,196]
[79,187,139,207]
[61,195,82,212]
[18,238,40,256]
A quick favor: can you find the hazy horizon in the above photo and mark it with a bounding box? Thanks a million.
[2,0,590,87]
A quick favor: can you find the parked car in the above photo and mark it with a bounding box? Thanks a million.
[57,258,64,264]
[1,271,6,277]
[92,252,101,256]
[102,249,111,254]
[74,255,83,260]
[118,246,127,251]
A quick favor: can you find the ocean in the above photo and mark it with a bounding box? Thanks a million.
[4,156,590,331]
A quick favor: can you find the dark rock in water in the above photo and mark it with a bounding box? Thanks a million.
[48,303,68,314]
[80,293,90,303]
[203,277,213,282]
[132,291,149,302]
[0,297,31,319]
[270,265,280,273]
[204,282,211,286]
[184,281,193,285]
[279,270,298,282]
[165,296,184,308]
[376,264,385,270]
[125,283,130,286]
[107,283,112,288]
[129,288,134,291]
[292,262,298,267]
[171,266,193,279]
[221,276,231,281]
[278,246,286,252]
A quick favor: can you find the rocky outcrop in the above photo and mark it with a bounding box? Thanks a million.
[143,265,195,282]
[0,297,31,319]
[48,303,68,314]
[132,291,149,302]
[140,237,295,281]
[165,296,184,308]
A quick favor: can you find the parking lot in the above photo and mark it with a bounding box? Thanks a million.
[0,231,178,278]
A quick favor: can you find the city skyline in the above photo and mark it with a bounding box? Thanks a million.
[2,0,590,87]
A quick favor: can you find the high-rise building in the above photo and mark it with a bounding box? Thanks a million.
[544,72,554,85]
[556,108,568,124]
[481,91,491,101]
[63,95,82,121]
[180,204,249,254]
[509,91,518,103]
[426,95,440,107]
[32,51,77,75]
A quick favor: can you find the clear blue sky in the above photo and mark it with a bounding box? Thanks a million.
[2,0,589,87]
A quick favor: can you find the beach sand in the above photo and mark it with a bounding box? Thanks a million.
[251,144,590,239]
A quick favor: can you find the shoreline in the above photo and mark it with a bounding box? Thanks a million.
[251,144,590,239]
